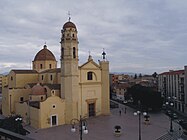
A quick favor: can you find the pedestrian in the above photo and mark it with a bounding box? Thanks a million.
[119,110,121,116]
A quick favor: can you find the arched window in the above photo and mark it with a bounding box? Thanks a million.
[87,72,93,80]
[61,47,64,58]
[49,64,52,69]
[73,47,76,58]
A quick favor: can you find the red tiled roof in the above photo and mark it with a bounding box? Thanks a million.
[34,45,56,61]
[11,70,38,74]
[159,70,184,75]
[63,21,76,29]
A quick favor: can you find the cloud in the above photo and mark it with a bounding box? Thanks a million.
[0,0,187,74]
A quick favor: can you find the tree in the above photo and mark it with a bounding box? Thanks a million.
[0,115,29,135]
[127,84,162,111]
[152,72,158,78]
[134,74,137,79]
[139,73,142,78]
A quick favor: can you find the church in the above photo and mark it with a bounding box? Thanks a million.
[2,19,110,129]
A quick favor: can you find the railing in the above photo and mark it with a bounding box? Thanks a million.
[0,128,33,140]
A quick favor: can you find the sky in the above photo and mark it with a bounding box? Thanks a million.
[1,0,187,74]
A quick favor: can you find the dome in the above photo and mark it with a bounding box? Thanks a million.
[31,83,45,95]
[63,21,76,29]
[34,45,56,61]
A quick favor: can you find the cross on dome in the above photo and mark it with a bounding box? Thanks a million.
[68,11,71,21]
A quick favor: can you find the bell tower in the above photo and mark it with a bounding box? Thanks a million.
[60,19,79,123]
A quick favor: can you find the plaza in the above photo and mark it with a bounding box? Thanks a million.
[26,103,183,140]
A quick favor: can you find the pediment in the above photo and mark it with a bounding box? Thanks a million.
[80,60,100,70]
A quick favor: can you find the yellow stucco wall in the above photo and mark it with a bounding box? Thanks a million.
[79,84,102,117]
[78,61,103,117]
[8,71,38,88]
[39,72,61,85]
[2,88,31,116]
[40,96,65,128]
[33,60,57,72]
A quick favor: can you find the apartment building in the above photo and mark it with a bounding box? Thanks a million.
[158,69,187,114]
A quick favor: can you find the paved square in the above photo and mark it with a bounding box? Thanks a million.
[26,104,176,140]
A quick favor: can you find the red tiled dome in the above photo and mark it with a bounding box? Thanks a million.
[63,21,76,29]
[34,45,56,61]
[31,83,45,95]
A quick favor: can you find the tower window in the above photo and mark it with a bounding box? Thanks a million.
[50,75,53,81]
[73,47,76,58]
[42,75,44,80]
[72,34,74,37]
[40,64,43,69]
[20,97,24,102]
[87,72,93,80]
[49,64,52,69]
[11,76,13,81]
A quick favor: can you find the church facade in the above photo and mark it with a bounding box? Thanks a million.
[2,20,110,129]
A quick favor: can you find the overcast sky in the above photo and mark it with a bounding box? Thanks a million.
[1,0,187,74]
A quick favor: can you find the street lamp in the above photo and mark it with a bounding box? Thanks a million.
[163,96,177,133]
[71,115,88,140]
[15,116,22,134]
[133,101,147,140]
[165,101,175,132]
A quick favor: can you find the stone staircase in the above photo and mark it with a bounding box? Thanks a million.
[156,121,183,140]
[156,131,181,140]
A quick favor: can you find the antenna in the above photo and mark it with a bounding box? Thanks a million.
[68,11,71,21]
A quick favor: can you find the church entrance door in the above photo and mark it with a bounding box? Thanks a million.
[51,115,58,126]
[88,103,95,117]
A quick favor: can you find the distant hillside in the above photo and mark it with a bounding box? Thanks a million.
[1,72,9,75]
[110,72,138,76]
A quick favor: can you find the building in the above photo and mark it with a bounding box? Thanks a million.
[2,19,110,129]
[111,83,130,101]
[0,74,2,94]
[158,69,187,114]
